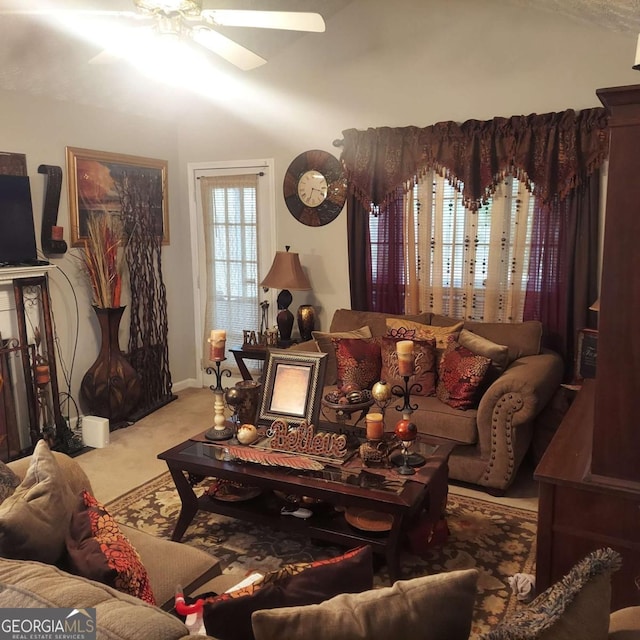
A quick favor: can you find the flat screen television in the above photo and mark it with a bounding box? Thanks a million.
[0,174,46,266]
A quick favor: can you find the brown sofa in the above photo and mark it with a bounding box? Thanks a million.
[294,308,564,492]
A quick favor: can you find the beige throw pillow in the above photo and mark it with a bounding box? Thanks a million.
[312,326,372,385]
[459,328,510,381]
[0,439,76,564]
[251,569,479,640]
[386,318,463,349]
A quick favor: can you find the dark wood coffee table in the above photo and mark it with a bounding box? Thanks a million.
[158,432,453,582]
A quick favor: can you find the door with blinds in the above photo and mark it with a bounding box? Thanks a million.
[190,160,275,386]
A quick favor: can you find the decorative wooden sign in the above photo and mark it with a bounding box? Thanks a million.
[267,419,348,459]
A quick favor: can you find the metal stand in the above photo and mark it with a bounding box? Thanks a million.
[205,359,234,441]
[391,375,422,413]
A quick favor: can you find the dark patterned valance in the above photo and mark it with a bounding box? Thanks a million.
[341,108,609,212]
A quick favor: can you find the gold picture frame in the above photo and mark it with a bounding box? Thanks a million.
[258,349,327,428]
[66,146,169,247]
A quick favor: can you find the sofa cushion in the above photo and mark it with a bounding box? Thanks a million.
[410,396,478,444]
[380,336,437,396]
[386,318,463,349]
[331,337,382,390]
[122,523,221,610]
[482,547,621,640]
[464,320,542,363]
[65,489,156,605]
[251,568,479,640]
[0,557,191,640]
[312,326,373,385]
[330,309,431,337]
[202,545,373,640]
[436,339,491,410]
[0,460,20,503]
[0,439,76,564]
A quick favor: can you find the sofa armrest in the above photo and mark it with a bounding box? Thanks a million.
[473,349,564,489]
[478,349,564,427]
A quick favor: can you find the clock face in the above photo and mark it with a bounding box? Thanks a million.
[283,150,348,227]
[297,170,328,207]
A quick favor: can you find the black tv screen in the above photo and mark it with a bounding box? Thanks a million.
[0,174,38,265]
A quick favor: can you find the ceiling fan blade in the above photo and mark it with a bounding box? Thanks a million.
[201,10,325,33]
[190,27,267,70]
[0,9,142,19]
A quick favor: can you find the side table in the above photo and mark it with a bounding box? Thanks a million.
[229,345,267,381]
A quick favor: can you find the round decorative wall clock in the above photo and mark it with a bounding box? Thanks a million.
[283,149,348,227]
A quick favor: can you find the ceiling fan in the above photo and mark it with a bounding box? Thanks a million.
[1,0,326,71]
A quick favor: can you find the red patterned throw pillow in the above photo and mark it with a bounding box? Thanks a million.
[436,338,491,410]
[65,490,156,605]
[330,337,382,390]
[380,336,437,396]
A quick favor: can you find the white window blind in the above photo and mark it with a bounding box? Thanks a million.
[199,174,260,358]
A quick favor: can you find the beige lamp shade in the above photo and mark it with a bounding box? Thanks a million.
[589,298,600,312]
[260,247,312,345]
[260,250,311,291]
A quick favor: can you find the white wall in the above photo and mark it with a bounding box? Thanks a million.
[2,0,639,411]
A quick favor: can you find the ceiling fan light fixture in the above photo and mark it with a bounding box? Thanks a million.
[134,0,202,17]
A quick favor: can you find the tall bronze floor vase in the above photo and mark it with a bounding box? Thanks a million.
[81,306,142,427]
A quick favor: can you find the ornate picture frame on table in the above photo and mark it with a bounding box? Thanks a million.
[259,349,327,428]
[66,147,169,247]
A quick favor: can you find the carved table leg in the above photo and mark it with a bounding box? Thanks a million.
[168,465,199,542]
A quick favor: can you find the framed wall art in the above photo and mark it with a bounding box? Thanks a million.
[258,349,327,428]
[66,147,169,247]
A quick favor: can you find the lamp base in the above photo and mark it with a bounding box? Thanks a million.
[276,306,294,343]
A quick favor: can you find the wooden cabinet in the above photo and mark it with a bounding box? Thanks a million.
[535,85,640,611]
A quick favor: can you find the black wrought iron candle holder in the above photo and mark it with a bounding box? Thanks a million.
[205,359,232,393]
[205,359,234,441]
[391,376,422,413]
[390,375,426,469]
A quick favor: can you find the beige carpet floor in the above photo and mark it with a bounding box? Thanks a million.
[75,387,539,511]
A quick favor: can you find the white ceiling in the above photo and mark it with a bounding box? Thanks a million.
[0,0,639,118]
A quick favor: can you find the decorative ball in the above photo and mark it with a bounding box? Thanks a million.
[342,382,361,394]
[237,423,259,445]
[371,380,392,403]
[394,418,417,441]
[224,387,243,407]
[346,390,364,404]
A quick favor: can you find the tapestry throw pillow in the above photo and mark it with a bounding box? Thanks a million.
[386,318,463,349]
[380,336,437,396]
[458,328,510,385]
[436,338,492,410]
[331,337,382,390]
[252,568,479,640]
[482,547,621,640]
[65,489,156,605]
[312,326,373,385]
[0,439,76,564]
[202,545,373,640]
[0,461,20,504]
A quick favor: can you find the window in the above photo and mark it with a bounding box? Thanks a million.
[370,171,534,322]
[190,161,275,378]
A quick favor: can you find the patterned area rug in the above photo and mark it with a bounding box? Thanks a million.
[108,473,536,639]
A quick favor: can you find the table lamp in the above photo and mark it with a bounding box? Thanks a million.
[260,246,312,346]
